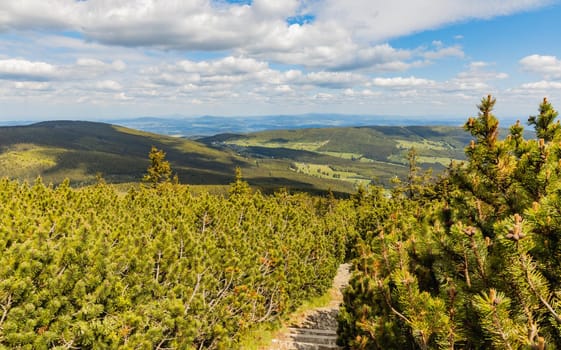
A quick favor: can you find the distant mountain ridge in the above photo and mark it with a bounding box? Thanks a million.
[107,114,467,138]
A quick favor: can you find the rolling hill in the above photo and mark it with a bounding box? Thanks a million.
[0,121,484,194]
[0,121,359,194]
[200,125,475,188]
[0,121,238,185]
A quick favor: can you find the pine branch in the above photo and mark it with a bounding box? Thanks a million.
[520,254,561,324]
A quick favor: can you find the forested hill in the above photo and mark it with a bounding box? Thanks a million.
[201,125,473,165]
[201,125,475,187]
[0,120,241,186]
[1,121,510,192]
[0,120,356,193]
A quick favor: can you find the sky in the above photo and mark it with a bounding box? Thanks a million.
[1,0,561,122]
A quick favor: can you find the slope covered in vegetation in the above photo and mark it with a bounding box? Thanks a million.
[0,121,355,194]
[0,177,353,348]
[4,96,561,349]
[339,96,561,349]
[201,125,473,187]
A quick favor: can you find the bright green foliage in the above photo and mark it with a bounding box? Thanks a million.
[528,97,560,142]
[339,96,561,349]
[0,178,351,348]
[228,167,251,199]
[143,146,172,186]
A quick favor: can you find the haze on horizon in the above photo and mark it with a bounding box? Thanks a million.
[1,0,561,122]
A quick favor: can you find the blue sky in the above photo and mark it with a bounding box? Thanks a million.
[0,0,560,122]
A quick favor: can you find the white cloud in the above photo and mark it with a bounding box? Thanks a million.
[0,55,132,85]
[520,55,561,79]
[76,58,127,71]
[96,80,123,91]
[252,0,299,17]
[0,58,57,81]
[304,71,366,88]
[470,61,489,69]
[1,0,289,52]
[144,56,279,89]
[314,0,553,42]
[313,92,335,100]
[114,92,133,101]
[423,45,464,60]
[456,62,509,82]
[112,60,127,71]
[521,80,561,89]
[343,88,381,97]
[177,56,269,76]
[0,1,556,118]
[275,85,293,93]
[76,58,106,67]
[372,76,436,88]
[13,81,51,90]
[0,0,518,71]
[0,1,73,31]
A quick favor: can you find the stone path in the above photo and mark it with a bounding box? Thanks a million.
[266,263,351,350]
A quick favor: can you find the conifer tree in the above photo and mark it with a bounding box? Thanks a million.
[528,97,559,142]
[339,96,561,349]
[228,167,251,198]
[143,146,172,186]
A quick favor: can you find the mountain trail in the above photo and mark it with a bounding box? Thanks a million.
[265,263,351,350]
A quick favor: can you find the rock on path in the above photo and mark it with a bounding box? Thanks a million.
[267,263,351,350]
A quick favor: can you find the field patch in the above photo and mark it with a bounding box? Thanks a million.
[395,139,453,151]
[292,162,371,187]
[230,139,329,152]
[319,151,363,160]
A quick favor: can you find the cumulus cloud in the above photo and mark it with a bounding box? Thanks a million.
[520,55,561,79]
[314,0,553,42]
[0,1,556,118]
[423,45,465,60]
[456,62,509,83]
[343,88,381,97]
[0,59,57,81]
[177,56,269,76]
[1,0,285,51]
[144,56,279,89]
[96,80,123,91]
[521,80,561,89]
[304,72,366,88]
[252,0,299,18]
[0,0,538,70]
[77,58,127,71]
[143,56,372,91]
[13,81,51,90]
[372,76,436,88]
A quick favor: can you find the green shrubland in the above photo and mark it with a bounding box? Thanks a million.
[4,96,561,349]
[0,174,353,348]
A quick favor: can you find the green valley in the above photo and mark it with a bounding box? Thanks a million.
[0,121,475,194]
